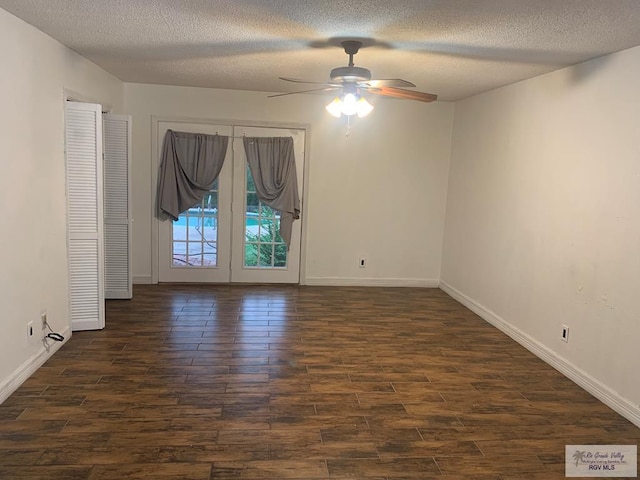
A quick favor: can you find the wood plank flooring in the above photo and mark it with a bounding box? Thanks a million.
[1,284,638,479]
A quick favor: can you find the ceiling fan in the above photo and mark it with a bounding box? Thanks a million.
[269,40,438,117]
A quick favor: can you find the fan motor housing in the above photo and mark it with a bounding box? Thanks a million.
[330,66,371,83]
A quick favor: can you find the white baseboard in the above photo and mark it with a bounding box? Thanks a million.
[303,276,440,287]
[136,274,438,288]
[439,280,640,428]
[133,275,153,284]
[0,326,71,404]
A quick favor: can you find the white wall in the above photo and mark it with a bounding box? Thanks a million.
[0,8,124,400]
[441,46,640,424]
[125,84,454,286]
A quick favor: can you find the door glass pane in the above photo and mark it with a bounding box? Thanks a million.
[274,244,287,267]
[172,185,219,268]
[244,165,287,269]
[245,243,258,267]
[274,218,283,243]
[173,241,187,265]
[259,243,274,267]
[188,243,202,255]
[246,192,259,213]
[258,218,273,242]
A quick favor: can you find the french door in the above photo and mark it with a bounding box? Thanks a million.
[230,126,304,283]
[157,122,304,283]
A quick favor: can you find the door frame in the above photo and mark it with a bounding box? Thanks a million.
[150,116,311,284]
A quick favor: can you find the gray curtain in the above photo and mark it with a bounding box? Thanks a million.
[157,130,228,220]
[243,137,300,249]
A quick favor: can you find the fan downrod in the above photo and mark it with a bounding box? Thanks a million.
[341,40,363,66]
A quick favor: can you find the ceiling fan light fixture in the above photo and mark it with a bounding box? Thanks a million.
[356,97,374,117]
[325,93,374,118]
[341,93,359,116]
[325,97,343,117]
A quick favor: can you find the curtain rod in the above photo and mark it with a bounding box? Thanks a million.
[216,134,290,140]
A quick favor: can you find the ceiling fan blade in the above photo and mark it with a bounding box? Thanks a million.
[365,86,438,103]
[268,86,340,98]
[360,79,416,88]
[279,77,339,87]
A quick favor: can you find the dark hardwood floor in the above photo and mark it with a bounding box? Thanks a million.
[0,284,638,479]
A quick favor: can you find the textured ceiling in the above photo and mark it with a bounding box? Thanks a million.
[2,0,640,101]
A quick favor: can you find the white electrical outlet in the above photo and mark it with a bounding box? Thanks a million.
[359,257,366,268]
[27,321,34,341]
[41,312,47,329]
[561,325,569,343]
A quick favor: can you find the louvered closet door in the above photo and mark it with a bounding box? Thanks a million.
[65,102,105,331]
[103,114,132,299]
